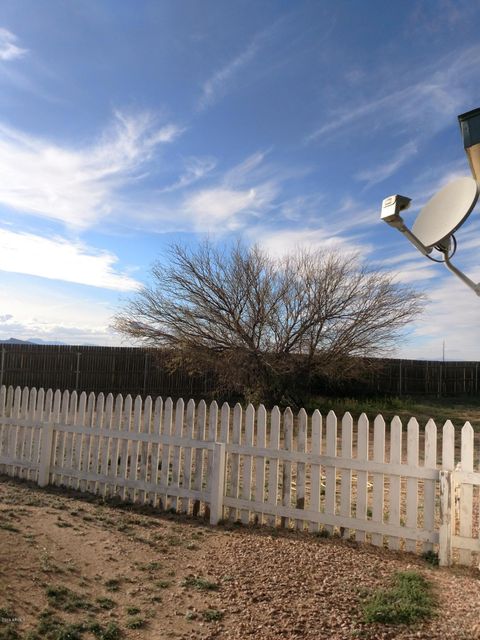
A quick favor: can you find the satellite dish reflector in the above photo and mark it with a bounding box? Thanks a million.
[412,176,478,247]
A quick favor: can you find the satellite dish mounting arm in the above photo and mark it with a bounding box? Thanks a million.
[381,195,432,255]
[442,252,480,296]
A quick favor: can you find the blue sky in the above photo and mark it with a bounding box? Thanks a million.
[0,0,480,359]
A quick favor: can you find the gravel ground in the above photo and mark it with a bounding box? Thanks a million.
[1,476,480,640]
[205,529,480,640]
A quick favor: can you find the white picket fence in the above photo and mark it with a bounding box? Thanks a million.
[0,385,479,567]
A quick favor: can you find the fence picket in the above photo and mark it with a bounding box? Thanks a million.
[63,391,77,488]
[309,410,322,533]
[340,412,353,538]
[23,387,37,481]
[5,385,13,417]
[88,392,104,495]
[182,399,195,513]
[423,419,437,553]
[193,399,206,516]
[79,392,95,493]
[127,395,142,502]
[405,418,419,553]
[18,387,30,479]
[118,394,132,501]
[459,422,474,564]
[0,386,6,474]
[108,394,123,496]
[30,388,45,483]
[170,398,184,512]
[37,389,54,487]
[205,400,219,519]
[372,415,385,547]
[220,402,230,443]
[442,420,455,471]
[389,416,402,550]
[241,404,255,524]
[355,413,369,542]
[324,411,337,535]
[10,387,22,476]
[149,397,163,506]
[49,389,62,484]
[254,404,267,525]
[281,407,293,528]
[267,406,280,527]
[75,391,87,490]
[52,389,69,486]
[99,393,114,496]
[138,395,152,504]
[229,403,242,521]
[440,420,455,565]
[159,398,173,510]
[296,408,307,530]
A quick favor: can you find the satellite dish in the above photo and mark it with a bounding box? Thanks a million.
[412,176,479,248]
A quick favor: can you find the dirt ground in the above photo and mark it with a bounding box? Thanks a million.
[1,475,480,640]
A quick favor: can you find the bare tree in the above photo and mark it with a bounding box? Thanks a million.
[114,241,424,404]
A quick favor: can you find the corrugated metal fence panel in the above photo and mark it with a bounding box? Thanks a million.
[0,344,216,399]
[0,345,479,398]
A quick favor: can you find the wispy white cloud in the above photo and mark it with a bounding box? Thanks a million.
[408,0,478,35]
[223,150,271,184]
[176,149,281,231]
[199,38,259,110]
[0,28,27,61]
[158,156,216,193]
[248,225,370,258]
[183,182,278,231]
[0,228,140,291]
[129,150,281,233]
[307,44,480,144]
[197,18,284,110]
[328,198,379,235]
[276,193,326,222]
[356,141,418,188]
[386,258,438,285]
[0,111,184,228]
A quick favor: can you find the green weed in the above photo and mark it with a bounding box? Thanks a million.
[46,586,92,612]
[0,627,21,640]
[362,571,435,625]
[125,616,147,629]
[181,576,219,591]
[202,609,223,622]
[0,523,20,533]
[88,621,122,640]
[422,550,439,566]
[95,597,116,610]
[155,580,171,589]
[139,561,161,571]
[104,578,121,592]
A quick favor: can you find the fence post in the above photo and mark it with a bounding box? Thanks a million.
[38,423,54,488]
[75,352,81,391]
[0,345,5,388]
[142,352,149,397]
[210,442,226,525]
[439,470,452,566]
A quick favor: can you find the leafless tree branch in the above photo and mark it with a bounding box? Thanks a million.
[113,241,424,404]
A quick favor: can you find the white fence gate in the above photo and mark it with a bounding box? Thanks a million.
[0,385,479,567]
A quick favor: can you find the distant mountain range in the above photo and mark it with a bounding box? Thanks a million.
[0,337,67,346]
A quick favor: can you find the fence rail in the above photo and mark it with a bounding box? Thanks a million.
[0,385,479,567]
